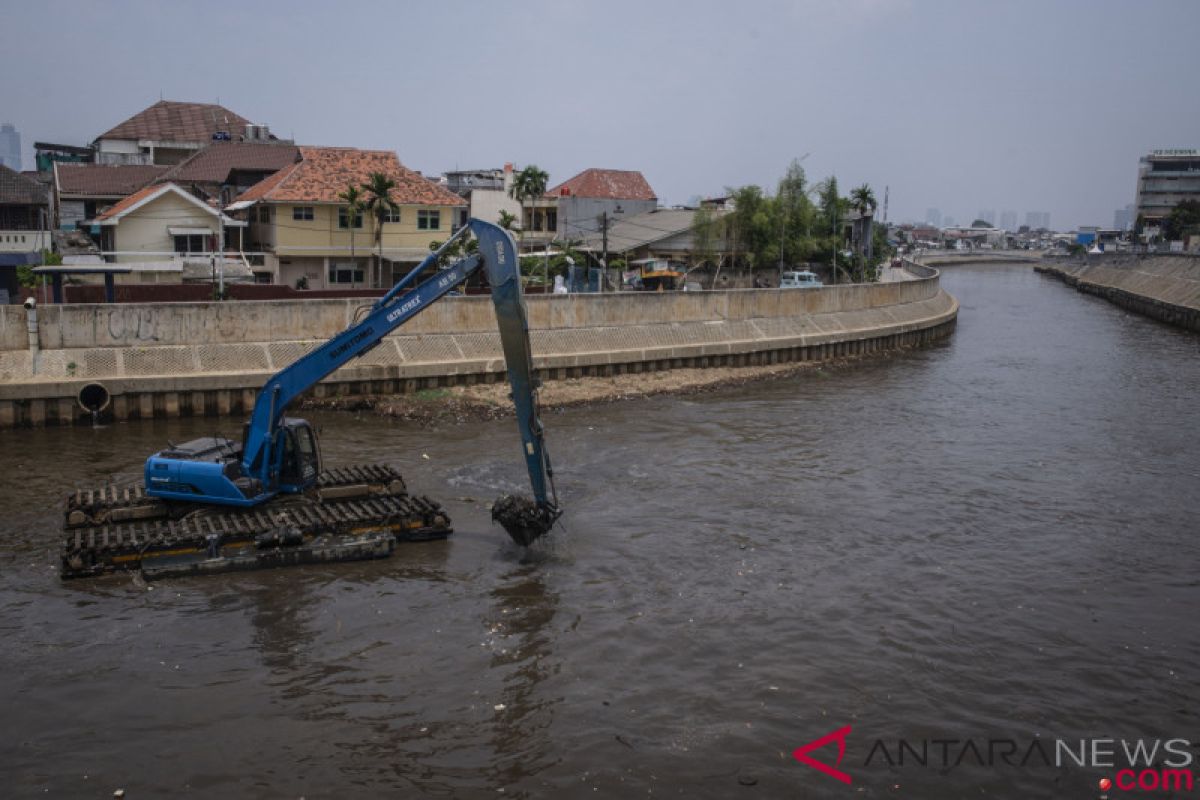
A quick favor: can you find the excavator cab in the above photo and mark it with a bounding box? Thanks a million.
[277,418,322,491]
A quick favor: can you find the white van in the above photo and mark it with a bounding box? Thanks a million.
[779,270,823,289]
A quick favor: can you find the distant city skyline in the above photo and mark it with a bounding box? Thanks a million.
[1114,204,1135,231]
[4,1,1197,232]
[0,124,21,172]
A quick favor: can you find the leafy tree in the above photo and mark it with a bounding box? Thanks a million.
[691,206,719,269]
[970,218,991,228]
[776,159,815,269]
[427,236,479,271]
[17,250,61,288]
[362,172,399,287]
[497,209,518,231]
[1163,199,1200,240]
[338,184,364,261]
[867,222,894,281]
[728,184,774,272]
[509,165,549,247]
[815,177,853,281]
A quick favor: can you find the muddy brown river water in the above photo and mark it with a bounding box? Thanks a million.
[1,263,1198,798]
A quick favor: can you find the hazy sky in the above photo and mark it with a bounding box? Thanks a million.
[5,0,1198,230]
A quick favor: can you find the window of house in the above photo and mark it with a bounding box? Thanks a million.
[173,234,209,254]
[328,264,365,284]
[338,209,364,229]
[417,209,440,230]
[292,206,314,221]
[383,208,401,223]
[258,206,270,223]
[546,209,557,231]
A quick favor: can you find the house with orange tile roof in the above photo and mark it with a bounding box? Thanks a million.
[153,141,300,207]
[229,146,466,289]
[545,168,658,243]
[92,182,250,283]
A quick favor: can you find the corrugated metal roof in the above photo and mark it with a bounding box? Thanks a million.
[576,208,720,252]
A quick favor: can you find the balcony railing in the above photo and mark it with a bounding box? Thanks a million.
[0,230,52,252]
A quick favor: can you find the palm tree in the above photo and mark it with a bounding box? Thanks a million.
[497,209,518,231]
[849,184,877,216]
[362,172,399,288]
[850,184,878,278]
[509,165,549,251]
[338,184,364,265]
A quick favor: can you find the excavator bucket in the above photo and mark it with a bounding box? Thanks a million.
[491,494,559,547]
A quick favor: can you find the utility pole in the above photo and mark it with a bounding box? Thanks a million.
[600,210,608,293]
[778,186,787,279]
[831,202,838,285]
[217,211,226,298]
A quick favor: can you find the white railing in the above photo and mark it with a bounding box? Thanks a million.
[97,250,269,267]
[0,230,52,252]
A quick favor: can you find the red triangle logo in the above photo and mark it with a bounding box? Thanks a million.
[792,725,853,785]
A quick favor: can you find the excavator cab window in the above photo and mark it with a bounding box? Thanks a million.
[280,421,320,488]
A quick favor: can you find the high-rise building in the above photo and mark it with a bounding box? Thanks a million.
[925,207,942,227]
[1000,210,1018,232]
[978,209,996,226]
[0,124,20,172]
[1024,211,1050,231]
[1134,148,1200,231]
[943,215,956,228]
[1113,204,1135,231]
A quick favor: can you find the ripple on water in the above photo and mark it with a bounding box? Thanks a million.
[0,264,1198,797]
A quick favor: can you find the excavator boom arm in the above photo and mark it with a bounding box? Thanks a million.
[238,219,558,543]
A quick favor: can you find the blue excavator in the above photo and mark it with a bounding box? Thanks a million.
[61,220,560,579]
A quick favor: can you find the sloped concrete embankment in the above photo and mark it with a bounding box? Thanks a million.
[1035,255,1200,331]
[0,264,957,427]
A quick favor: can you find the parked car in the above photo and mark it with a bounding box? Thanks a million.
[779,270,823,289]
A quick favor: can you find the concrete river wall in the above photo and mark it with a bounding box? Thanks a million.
[0,263,957,427]
[1035,254,1200,332]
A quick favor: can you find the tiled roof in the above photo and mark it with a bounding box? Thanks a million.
[97,100,253,143]
[234,147,465,205]
[156,141,300,185]
[234,161,300,203]
[0,164,48,205]
[55,163,169,197]
[546,168,657,201]
[94,184,168,221]
[94,182,223,223]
